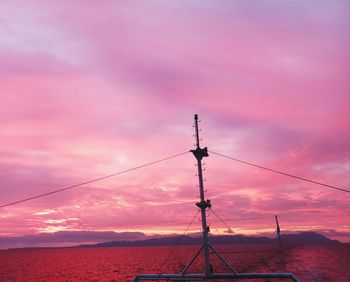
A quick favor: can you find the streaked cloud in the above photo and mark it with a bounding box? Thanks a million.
[0,0,349,246]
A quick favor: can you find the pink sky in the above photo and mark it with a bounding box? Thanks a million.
[0,0,349,246]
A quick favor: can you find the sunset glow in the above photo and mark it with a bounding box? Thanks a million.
[0,0,349,248]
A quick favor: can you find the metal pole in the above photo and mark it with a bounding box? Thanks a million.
[207,242,238,274]
[275,215,281,247]
[132,273,301,281]
[191,114,211,275]
[181,244,205,274]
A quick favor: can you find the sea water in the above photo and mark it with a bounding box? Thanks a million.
[0,244,349,281]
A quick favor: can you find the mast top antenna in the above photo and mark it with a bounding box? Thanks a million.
[192,114,208,160]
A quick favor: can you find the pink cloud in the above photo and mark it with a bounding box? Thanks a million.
[0,0,349,245]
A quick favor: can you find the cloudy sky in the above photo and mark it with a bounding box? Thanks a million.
[0,0,349,248]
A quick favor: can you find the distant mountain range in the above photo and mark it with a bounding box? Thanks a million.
[76,231,340,248]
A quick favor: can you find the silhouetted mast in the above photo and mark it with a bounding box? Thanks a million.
[132,115,301,282]
[191,114,211,274]
[275,215,281,247]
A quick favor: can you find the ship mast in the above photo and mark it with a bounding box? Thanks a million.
[191,114,211,274]
[132,114,301,282]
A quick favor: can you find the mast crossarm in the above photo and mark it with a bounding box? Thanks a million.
[195,199,211,209]
[191,147,209,161]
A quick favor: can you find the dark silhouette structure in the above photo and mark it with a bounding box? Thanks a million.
[132,115,301,281]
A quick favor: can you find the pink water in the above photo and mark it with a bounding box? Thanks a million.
[0,244,349,281]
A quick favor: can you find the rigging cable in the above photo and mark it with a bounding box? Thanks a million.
[210,208,320,281]
[0,151,190,208]
[160,210,200,273]
[209,151,350,193]
[289,256,320,281]
[210,208,274,272]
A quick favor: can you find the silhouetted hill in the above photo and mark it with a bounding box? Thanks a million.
[279,231,340,245]
[76,232,340,248]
